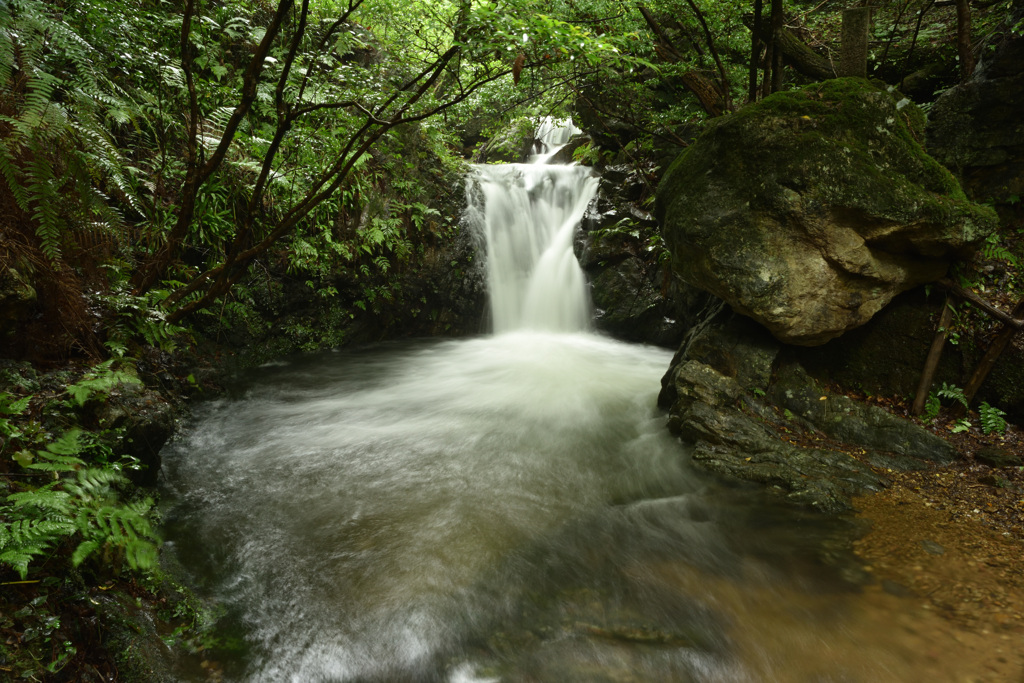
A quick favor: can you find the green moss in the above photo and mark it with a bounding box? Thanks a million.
[659,77,994,246]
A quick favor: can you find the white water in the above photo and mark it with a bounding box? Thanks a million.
[162,333,704,682]
[162,123,704,682]
[464,120,596,333]
[159,122,964,683]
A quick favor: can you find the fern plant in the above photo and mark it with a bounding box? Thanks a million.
[923,382,969,423]
[1,429,159,579]
[923,393,942,421]
[979,402,1008,435]
[935,382,969,410]
[981,233,1020,267]
[65,359,142,407]
[0,0,141,262]
[950,418,972,434]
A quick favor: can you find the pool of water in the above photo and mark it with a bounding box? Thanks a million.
[158,332,957,683]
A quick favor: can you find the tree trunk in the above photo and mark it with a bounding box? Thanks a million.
[743,15,836,81]
[769,0,784,92]
[955,0,975,79]
[749,0,763,101]
[961,296,1024,405]
[912,296,954,416]
[680,70,727,116]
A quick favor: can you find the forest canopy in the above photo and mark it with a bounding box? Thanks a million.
[0,0,1013,359]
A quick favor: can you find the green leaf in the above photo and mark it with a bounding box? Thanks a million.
[71,539,101,567]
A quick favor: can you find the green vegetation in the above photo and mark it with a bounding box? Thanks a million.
[979,401,1009,435]
[1,0,1020,677]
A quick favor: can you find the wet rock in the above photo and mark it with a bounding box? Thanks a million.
[677,309,780,395]
[657,309,964,512]
[546,133,591,165]
[768,361,957,464]
[93,592,179,682]
[601,164,632,185]
[580,167,686,347]
[590,258,681,345]
[657,78,996,345]
[667,362,887,514]
[975,446,1022,468]
[666,361,743,414]
[97,383,176,486]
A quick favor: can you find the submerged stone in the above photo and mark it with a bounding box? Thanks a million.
[656,78,997,345]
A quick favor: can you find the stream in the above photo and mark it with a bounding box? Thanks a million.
[160,126,981,682]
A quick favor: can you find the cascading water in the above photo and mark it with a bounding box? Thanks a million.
[464,159,597,333]
[160,121,986,683]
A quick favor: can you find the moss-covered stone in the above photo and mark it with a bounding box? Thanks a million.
[657,78,998,346]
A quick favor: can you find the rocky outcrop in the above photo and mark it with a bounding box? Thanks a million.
[656,78,997,346]
[927,1,1024,202]
[96,382,176,486]
[578,163,690,346]
[797,287,1024,424]
[659,305,959,512]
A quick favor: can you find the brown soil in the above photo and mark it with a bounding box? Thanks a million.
[850,418,1024,682]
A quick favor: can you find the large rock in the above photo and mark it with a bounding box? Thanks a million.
[578,164,689,347]
[656,78,997,346]
[664,360,888,514]
[660,310,961,512]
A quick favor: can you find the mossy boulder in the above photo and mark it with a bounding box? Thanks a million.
[656,78,997,346]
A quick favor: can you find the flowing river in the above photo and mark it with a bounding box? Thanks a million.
[160,128,995,682]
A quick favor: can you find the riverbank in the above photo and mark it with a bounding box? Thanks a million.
[849,398,1024,681]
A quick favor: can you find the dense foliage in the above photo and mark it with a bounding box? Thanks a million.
[1,0,1020,677]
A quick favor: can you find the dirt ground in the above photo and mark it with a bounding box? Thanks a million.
[850,418,1024,682]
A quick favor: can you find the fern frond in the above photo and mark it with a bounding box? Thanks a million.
[124,538,159,570]
[0,22,14,86]
[25,456,84,472]
[0,393,32,415]
[0,518,75,578]
[22,71,59,126]
[71,538,101,567]
[7,488,75,512]
[0,549,33,579]
[0,144,31,210]
[73,467,127,495]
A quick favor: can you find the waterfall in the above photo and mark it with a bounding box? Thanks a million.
[158,118,952,683]
[464,119,597,334]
